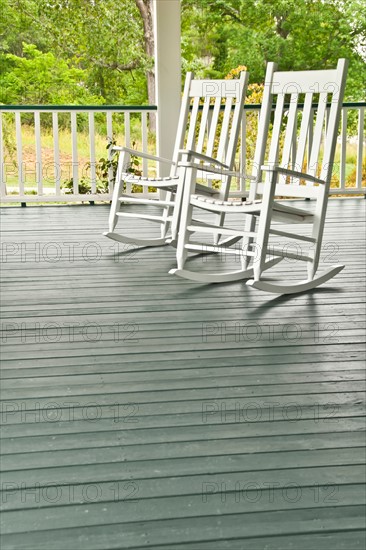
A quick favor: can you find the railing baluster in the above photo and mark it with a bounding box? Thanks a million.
[124,112,131,194]
[142,111,148,176]
[291,106,297,170]
[52,112,61,195]
[106,111,113,140]
[356,107,364,190]
[307,108,314,169]
[106,111,114,193]
[240,110,246,194]
[339,108,347,191]
[125,111,131,148]
[15,112,24,196]
[0,113,5,196]
[71,111,78,194]
[34,111,43,195]
[89,112,96,194]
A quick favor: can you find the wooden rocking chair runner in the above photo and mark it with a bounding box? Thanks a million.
[170,59,349,294]
[104,71,249,248]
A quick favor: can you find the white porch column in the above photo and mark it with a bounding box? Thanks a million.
[153,0,181,176]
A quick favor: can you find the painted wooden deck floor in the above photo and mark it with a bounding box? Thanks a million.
[1,199,366,550]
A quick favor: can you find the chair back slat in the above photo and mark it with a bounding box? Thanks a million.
[279,93,299,183]
[226,84,249,168]
[294,92,313,182]
[186,96,200,151]
[268,93,285,169]
[217,97,234,163]
[206,97,222,158]
[196,97,211,153]
[308,92,328,178]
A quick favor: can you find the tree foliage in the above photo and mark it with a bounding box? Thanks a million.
[0,0,364,105]
[0,0,149,103]
[0,43,103,104]
[181,0,365,99]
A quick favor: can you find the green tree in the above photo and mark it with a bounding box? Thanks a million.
[0,43,103,104]
[0,0,151,104]
[1,0,364,106]
[181,0,366,99]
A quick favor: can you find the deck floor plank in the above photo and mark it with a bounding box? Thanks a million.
[1,200,365,549]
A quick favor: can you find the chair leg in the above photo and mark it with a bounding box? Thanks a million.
[160,190,173,239]
[307,188,328,281]
[307,243,321,281]
[108,152,128,233]
[214,212,226,245]
[176,204,193,269]
[175,168,195,270]
[307,261,315,281]
[252,172,277,281]
[241,214,256,271]
[170,173,186,244]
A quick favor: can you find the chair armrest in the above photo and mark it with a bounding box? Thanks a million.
[178,149,229,169]
[261,165,326,185]
[112,146,175,165]
[178,161,255,181]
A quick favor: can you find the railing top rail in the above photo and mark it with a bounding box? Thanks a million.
[0,105,158,112]
[242,101,366,110]
[0,102,364,113]
[329,101,365,108]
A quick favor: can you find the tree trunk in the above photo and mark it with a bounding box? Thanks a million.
[135,0,156,132]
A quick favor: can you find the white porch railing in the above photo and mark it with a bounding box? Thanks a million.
[0,102,365,204]
[0,105,156,204]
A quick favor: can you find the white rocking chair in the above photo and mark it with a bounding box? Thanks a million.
[170,59,348,293]
[104,71,249,248]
